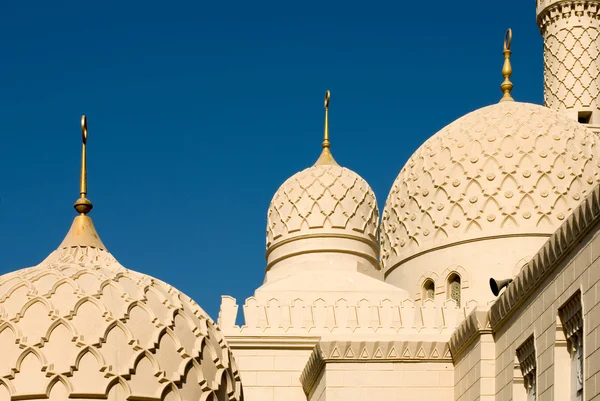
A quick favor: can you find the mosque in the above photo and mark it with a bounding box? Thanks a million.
[2,0,600,400]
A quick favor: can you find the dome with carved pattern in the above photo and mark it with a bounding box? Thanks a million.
[0,216,243,401]
[381,101,600,273]
[266,163,379,250]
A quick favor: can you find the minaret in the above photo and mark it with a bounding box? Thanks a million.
[537,0,600,129]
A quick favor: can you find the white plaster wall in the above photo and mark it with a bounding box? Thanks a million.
[454,333,496,401]
[309,361,453,401]
[385,236,548,306]
[492,225,600,401]
[234,348,313,401]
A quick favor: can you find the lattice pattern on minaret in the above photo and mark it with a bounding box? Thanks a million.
[538,1,600,118]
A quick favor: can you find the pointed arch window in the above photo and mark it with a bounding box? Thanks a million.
[559,292,583,401]
[517,336,536,401]
[422,279,435,302]
[448,273,461,307]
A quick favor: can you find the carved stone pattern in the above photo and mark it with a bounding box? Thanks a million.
[381,102,600,270]
[219,295,478,336]
[516,336,536,377]
[558,291,583,342]
[490,185,600,328]
[266,164,379,249]
[448,308,491,359]
[539,2,600,112]
[300,340,452,396]
[0,247,243,401]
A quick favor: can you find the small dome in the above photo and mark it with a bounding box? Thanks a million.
[264,91,382,281]
[0,220,243,400]
[266,163,379,249]
[381,101,600,273]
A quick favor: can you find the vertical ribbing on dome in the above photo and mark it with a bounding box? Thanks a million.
[59,115,105,249]
[500,28,515,102]
[315,90,339,166]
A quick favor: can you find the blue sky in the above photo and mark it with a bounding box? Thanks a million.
[0,0,544,319]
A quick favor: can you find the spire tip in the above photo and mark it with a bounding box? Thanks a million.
[500,28,514,102]
[75,114,93,215]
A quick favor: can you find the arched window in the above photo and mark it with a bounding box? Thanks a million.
[448,273,461,307]
[422,279,435,301]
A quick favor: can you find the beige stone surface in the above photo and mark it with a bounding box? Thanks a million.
[381,101,600,304]
[537,0,600,124]
[266,162,381,281]
[0,217,243,401]
[301,341,454,401]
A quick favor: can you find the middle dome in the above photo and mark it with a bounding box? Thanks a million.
[381,101,600,283]
[264,91,381,282]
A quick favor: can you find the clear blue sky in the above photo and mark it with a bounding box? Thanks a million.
[0,0,543,319]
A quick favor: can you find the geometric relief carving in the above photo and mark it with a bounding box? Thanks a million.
[266,164,379,249]
[0,384,9,401]
[0,325,20,377]
[43,322,78,374]
[381,101,600,270]
[154,331,187,382]
[70,350,110,396]
[223,295,470,336]
[71,300,104,345]
[540,5,600,113]
[100,323,137,376]
[11,351,47,397]
[0,245,243,400]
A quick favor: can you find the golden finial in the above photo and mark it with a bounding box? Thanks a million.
[323,90,331,149]
[73,115,93,215]
[500,28,514,102]
[59,114,105,250]
[315,90,338,166]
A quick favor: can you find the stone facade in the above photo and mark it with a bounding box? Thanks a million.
[7,1,600,401]
[537,0,600,127]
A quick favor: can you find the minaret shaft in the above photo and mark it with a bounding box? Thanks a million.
[537,1,600,128]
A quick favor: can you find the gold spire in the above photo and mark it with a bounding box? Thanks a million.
[74,115,93,214]
[500,28,514,102]
[315,90,339,166]
[59,115,105,249]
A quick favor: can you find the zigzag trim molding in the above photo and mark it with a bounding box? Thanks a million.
[448,308,491,359]
[490,184,600,328]
[299,340,452,396]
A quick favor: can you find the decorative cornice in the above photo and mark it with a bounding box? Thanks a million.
[537,0,600,32]
[219,295,472,336]
[265,232,378,260]
[558,291,583,341]
[266,247,380,272]
[448,307,491,360]
[490,184,600,329]
[516,336,536,377]
[300,340,452,396]
[222,335,320,350]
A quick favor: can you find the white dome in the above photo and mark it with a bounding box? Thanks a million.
[266,163,379,248]
[381,101,600,275]
[264,146,381,281]
[0,216,243,401]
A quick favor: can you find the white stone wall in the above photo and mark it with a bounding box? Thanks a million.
[234,348,313,401]
[308,362,453,401]
[453,333,496,401]
[492,225,600,401]
[537,0,600,123]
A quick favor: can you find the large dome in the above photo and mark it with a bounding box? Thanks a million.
[0,217,243,401]
[381,101,600,276]
[0,116,243,401]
